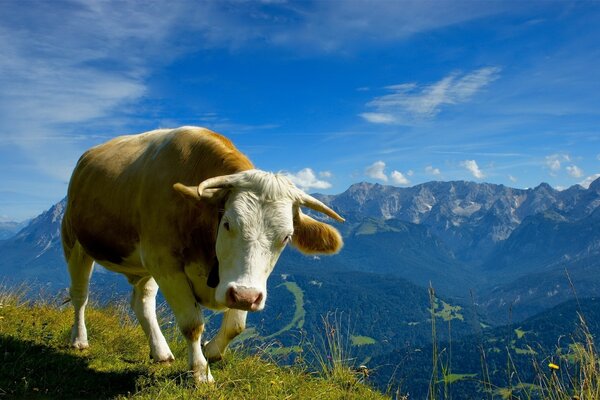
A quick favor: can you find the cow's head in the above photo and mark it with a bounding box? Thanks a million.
[174,169,344,312]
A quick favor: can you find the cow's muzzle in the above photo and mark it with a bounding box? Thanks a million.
[226,286,264,311]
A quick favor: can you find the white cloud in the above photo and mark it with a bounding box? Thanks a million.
[544,153,570,172]
[566,165,583,178]
[390,170,410,185]
[360,67,501,125]
[359,112,396,124]
[460,160,485,179]
[425,165,441,175]
[407,169,414,176]
[319,170,333,178]
[0,1,191,182]
[285,168,332,191]
[508,175,517,183]
[579,174,600,189]
[365,161,388,182]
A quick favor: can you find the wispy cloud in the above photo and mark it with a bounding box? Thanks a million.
[566,165,584,178]
[285,168,332,191]
[0,1,191,180]
[460,160,485,179]
[360,67,501,125]
[508,175,518,183]
[544,153,570,174]
[425,165,441,176]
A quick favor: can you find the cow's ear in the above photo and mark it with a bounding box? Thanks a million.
[173,183,229,203]
[291,210,343,255]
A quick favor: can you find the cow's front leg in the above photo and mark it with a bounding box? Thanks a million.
[204,309,247,362]
[154,272,213,383]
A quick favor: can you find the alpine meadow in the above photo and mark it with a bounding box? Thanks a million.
[1,1,600,399]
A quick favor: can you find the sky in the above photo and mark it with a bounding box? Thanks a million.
[0,0,599,221]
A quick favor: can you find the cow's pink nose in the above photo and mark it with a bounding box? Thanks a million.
[226,287,264,311]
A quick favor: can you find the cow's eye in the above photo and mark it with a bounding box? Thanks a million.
[283,234,292,244]
[223,221,230,231]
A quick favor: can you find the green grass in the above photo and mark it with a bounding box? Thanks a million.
[514,327,528,339]
[350,335,377,347]
[440,373,477,384]
[432,298,464,322]
[0,290,387,399]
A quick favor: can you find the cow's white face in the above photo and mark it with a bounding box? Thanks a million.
[214,191,294,311]
[173,169,344,311]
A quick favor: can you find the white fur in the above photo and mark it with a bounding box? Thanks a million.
[213,180,295,309]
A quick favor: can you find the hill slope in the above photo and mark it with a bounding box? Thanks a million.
[0,291,387,399]
[372,296,600,398]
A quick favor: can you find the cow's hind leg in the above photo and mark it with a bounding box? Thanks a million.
[204,309,247,362]
[129,275,175,362]
[67,242,94,349]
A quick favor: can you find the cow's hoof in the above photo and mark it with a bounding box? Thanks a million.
[151,352,175,363]
[71,340,89,350]
[202,341,224,363]
[193,370,215,384]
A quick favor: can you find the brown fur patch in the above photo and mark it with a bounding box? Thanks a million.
[181,323,204,342]
[63,127,254,276]
[292,212,343,255]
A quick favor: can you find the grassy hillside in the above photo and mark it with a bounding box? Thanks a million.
[0,289,388,400]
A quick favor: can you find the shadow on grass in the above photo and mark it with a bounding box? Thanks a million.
[0,335,141,399]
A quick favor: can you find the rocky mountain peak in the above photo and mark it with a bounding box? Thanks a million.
[589,176,600,192]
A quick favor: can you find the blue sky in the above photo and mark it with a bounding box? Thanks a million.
[1,1,599,221]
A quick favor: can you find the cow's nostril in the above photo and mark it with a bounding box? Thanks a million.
[226,287,237,306]
[226,287,263,310]
[253,292,263,306]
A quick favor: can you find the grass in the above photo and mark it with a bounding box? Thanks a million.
[533,314,600,400]
[0,289,387,400]
[350,335,377,347]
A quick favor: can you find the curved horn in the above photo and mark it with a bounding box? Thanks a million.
[297,191,345,222]
[197,175,235,198]
[196,171,254,198]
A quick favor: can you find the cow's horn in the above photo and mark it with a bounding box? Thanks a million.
[297,192,345,222]
[197,174,243,198]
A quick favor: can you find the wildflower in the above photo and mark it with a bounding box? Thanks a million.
[548,362,559,370]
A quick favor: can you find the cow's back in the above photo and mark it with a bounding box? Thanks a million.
[63,127,254,267]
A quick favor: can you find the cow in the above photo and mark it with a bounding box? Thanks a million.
[61,126,344,383]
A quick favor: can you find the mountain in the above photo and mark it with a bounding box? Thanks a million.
[1,177,599,323]
[0,200,66,285]
[0,218,27,240]
[321,179,600,264]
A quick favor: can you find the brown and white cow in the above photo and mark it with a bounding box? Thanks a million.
[61,126,343,383]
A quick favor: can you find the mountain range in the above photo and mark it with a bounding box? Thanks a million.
[0,177,599,395]
[1,177,599,318]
